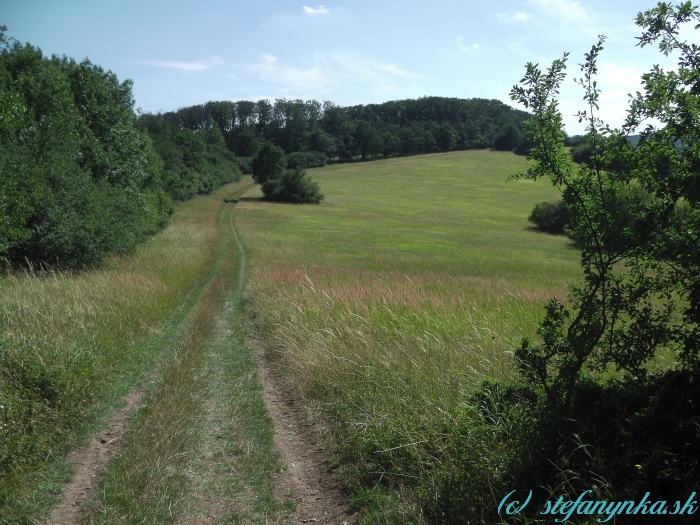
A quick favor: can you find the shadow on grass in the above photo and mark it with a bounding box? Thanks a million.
[523,226,581,250]
[236,196,264,203]
[411,370,700,524]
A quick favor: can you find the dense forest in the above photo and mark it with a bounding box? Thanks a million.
[148,96,532,171]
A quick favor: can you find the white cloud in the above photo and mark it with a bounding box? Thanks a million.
[597,63,645,89]
[373,62,416,77]
[135,56,225,72]
[303,5,329,14]
[136,60,211,71]
[558,62,656,133]
[234,51,417,98]
[473,44,481,49]
[328,51,417,80]
[497,12,532,23]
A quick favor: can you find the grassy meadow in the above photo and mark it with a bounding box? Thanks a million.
[236,150,583,522]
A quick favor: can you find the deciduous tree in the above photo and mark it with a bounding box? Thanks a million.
[510,2,700,407]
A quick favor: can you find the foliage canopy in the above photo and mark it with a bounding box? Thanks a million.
[0,31,171,266]
[511,2,700,408]
[158,96,531,161]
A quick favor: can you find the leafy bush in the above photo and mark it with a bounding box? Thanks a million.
[253,142,324,204]
[570,134,632,170]
[286,150,328,169]
[136,114,242,202]
[512,134,535,156]
[0,34,174,267]
[235,156,253,174]
[571,140,593,164]
[492,121,523,151]
[252,142,286,185]
[564,133,588,147]
[505,4,700,520]
[528,200,569,234]
[261,169,324,204]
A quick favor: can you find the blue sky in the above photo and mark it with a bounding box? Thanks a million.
[0,0,682,134]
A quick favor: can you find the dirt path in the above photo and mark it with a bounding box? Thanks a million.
[251,343,361,525]
[45,389,146,525]
[42,182,358,524]
[227,197,359,525]
[42,185,254,525]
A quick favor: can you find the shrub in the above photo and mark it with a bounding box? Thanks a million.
[564,133,588,147]
[252,142,324,204]
[571,140,593,164]
[507,5,700,516]
[492,121,523,151]
[236,156,253,174]
[0,35,174,267]
[527,200,569,234]
[252,142,286,185]
[286,151,328,169]
[261,169,324,204]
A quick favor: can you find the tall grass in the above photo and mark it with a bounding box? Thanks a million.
[88,189,286,524]
[0,180,251,520]
[237,151,582,522]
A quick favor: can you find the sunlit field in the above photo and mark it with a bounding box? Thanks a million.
[236,150,583,521]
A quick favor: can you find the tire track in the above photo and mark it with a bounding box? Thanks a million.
[229,204,360,525]
[44,182,254,525]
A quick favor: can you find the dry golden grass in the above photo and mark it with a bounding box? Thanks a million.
[0,198,218,356]
[249,267,555,386]
[238,152,580,405]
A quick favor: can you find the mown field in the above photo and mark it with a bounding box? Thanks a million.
[236,150,583,522]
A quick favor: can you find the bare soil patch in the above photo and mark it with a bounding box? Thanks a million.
[250,339,361,525]
[44,388,146,525]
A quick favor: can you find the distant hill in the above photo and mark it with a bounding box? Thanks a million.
[143,96,532,164]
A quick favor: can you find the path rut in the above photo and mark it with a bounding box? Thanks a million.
[43,181,358,524]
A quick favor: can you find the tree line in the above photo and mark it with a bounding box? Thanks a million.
[0,29,241,268]
[150,96,532,167]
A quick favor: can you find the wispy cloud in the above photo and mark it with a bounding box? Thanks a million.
[328,51,417,80]
[136,60,210,71]
[135,56,225,72]
[234,51,417,97]
[303,5,329,14]
[529,0,587,21]
[373,62,416,77]
[497,12,532,23]
[242,54,328,92]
